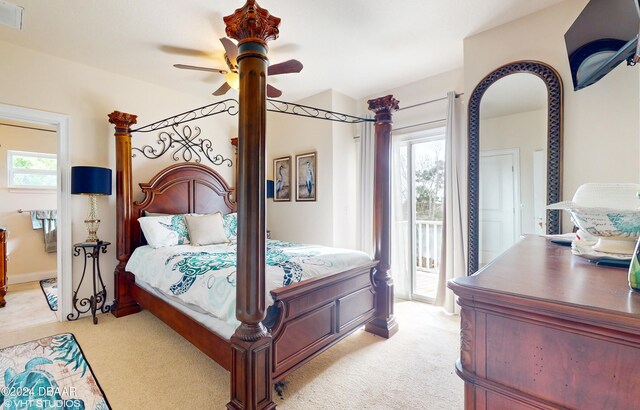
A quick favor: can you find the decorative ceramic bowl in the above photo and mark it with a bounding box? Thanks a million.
[563,207,640,254]
[548,183,640,255]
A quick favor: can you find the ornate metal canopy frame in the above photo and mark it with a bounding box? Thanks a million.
[467,60,563,275]
[266,99,373,123]
[129,98,373,166]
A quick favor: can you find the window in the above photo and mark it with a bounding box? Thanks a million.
[8,150,57,189]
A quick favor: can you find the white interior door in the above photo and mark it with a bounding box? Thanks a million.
[532,150,546,234]
[479,149,519,266]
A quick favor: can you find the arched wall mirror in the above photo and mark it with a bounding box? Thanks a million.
[468,60,563,274]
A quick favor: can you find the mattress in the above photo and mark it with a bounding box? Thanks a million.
[135,279,236,340]
[126,239,372,330]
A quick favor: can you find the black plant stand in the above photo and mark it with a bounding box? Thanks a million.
[68,241,111,324]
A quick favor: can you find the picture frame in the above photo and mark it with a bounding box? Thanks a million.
[295,152,317,202]
[273,156,292,201]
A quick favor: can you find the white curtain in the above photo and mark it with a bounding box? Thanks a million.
[358,117,375,256]
[391,139,411,299]
[359,116,411,299]
[435,91,468,313]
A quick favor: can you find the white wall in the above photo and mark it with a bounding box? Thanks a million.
[362,68,465,133]
[267,91,333,245]
[0,123,57,280]
[0,40,236,305]
[266,90,359,249]
[331,91,359,249]
[464,0,640,231]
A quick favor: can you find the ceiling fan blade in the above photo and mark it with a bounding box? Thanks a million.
[268,59,303,76]
[213,82,232,96]
[267,84,283,98]
[219,37,238,69]
[174,64,227,74]
[160,45,211,58]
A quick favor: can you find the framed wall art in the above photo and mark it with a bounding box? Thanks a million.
[296,152,317,202]
[273,156,292,201]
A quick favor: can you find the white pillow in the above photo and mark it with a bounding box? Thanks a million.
[185,213,229,246]
[138,214,190,248]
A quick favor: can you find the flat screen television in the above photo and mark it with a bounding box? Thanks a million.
[565,0,639,91]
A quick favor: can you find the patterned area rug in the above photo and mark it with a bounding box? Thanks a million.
[0,333,110,409]
[39,278,58,311]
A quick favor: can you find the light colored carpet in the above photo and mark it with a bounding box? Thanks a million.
[0,281,57,332]
[0,301,463,409]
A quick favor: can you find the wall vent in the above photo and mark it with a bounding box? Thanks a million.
[0,1,23,30]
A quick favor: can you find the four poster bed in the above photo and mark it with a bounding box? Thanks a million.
[107,1,399,409]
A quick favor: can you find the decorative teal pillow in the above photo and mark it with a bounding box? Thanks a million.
[223,212,238,240]
[138,214,190,248]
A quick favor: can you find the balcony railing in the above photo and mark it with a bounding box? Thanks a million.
[415,219,443,273]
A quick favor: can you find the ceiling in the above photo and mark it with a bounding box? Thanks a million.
[0,0,566,102]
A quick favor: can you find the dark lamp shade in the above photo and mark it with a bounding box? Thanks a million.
[71,166,112,195]
[266,179,274,199]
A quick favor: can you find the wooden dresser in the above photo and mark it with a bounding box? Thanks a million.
[448,236,640,409]
[0,227,6,307]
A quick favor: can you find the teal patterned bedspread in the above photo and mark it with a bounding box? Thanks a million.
[126,239,371,328]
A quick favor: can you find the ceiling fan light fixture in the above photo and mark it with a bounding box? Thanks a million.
[225,72,240,90]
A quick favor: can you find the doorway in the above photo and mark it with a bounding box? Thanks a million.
[478,148,520,267]
[0,103,71,325]
[395,128,446,303]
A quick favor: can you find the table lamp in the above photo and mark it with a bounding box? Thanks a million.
[71,166,112,242]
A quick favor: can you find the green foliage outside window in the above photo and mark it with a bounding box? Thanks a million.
[414,141,444,221]
[12,154,56,170]
[8,151,57,188]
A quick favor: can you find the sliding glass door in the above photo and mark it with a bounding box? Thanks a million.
[395,129,445,303]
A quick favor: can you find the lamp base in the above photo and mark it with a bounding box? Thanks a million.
[84,219,101,242]
[84,194,101,242]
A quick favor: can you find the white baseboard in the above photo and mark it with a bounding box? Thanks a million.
[8,271,57,285]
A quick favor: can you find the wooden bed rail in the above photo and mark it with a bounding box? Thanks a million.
[269,261,378,302]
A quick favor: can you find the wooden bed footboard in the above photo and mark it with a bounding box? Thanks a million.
[269,261,378,381]
[122,260,378,383]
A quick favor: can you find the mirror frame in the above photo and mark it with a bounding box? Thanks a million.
[468,60,563,275]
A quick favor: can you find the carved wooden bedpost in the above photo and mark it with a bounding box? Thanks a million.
[224,1,279,409]
[365,95,399,339]
[231,137,238,201]
[108,111,141,317]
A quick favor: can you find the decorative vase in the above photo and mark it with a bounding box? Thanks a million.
[628,237,640,291]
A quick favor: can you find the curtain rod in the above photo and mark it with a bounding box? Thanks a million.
[393,118,446,132]
[0,122,56,133]
[398,92,464,112]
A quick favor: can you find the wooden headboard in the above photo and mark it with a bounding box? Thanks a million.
[131,162,237,250]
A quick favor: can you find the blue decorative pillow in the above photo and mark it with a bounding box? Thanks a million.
[223,212,238,240]
[138,214,190,248]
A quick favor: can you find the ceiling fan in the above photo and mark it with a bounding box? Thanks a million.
[174,37,303,98]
